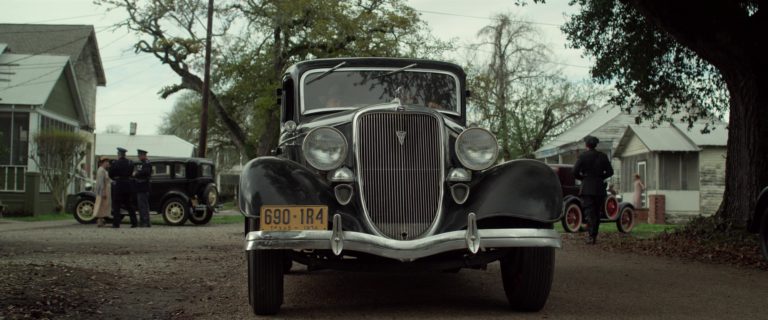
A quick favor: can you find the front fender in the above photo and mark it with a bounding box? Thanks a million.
[66,191,97,213]
[442,160,562,230]
[238,157,336,218]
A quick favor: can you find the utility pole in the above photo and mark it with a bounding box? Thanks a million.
[198,0,214,158]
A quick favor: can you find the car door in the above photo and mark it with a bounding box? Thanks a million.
[148,162,174,212]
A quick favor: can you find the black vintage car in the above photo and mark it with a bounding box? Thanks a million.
[69,157,218,226]
[550,164,635,233]
[749,186,768,260]
[239,58,563,315]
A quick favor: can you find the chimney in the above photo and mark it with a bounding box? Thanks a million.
[129,122,137,136]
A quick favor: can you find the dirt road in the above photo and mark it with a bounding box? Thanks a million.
[1,219,766,319]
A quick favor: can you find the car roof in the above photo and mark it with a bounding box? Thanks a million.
[149,157,215,165]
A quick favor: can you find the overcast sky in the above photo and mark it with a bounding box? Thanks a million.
[0,0,592,135]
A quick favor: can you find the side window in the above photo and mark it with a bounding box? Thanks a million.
[201,164,213,177]
[174,163,186,179]
[153,164,171,178]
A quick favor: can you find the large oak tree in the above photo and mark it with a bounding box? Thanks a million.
[541,0,767,228]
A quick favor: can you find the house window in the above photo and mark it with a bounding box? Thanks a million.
[659,152,699,190]
[40,116,75,132]
[0,111,29,191]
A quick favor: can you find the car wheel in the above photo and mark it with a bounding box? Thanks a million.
[561,202,582,233]
[73,197,96,224]
[760,209,768,260]
[188,207,213,225]
[500,247,555,312]
[616,207,635,233]
[161,197,189,226]
[203,184,218,207]
[248,249,285,315]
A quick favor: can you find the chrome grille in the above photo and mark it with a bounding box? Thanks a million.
[357,112,442,240]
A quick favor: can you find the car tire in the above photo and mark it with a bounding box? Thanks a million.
[760,209,768,261]
[161,197,189,226]
[616,206,635,233]
[500,247,555,312]
[561,202,582,233]
[248,249,285,315]
[73,197,96,224]
[188,207,213,225]
[203,184,218,207]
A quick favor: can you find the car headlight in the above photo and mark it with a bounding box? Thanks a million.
[302,127,348,171]
[455,127,498,171]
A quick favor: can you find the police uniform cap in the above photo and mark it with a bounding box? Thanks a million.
[137,149,148,155]
[584,135,599,148]
[117,147,127,154]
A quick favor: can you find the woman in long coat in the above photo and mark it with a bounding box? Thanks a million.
[93,157,112,227]
[633,174,645,209]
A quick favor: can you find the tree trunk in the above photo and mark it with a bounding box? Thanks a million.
[719,68,768,228]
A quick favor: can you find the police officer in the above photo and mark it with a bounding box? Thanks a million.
[109,147,138,228]
[573,136,614,244]
[135,149,152,227]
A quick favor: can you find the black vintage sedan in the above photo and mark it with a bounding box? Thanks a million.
[239,58,563,315]
[69,157,218,226]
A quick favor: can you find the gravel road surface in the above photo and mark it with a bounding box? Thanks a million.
[1,218,766,319]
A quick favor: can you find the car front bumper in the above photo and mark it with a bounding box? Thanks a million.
[244,213,561,262]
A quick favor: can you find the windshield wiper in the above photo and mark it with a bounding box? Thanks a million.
[372,63,418,79]
[306,61,346,85]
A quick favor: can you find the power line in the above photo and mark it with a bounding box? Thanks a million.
[29,13,108,24]
[416,9,562,27]
[0,67,62,93]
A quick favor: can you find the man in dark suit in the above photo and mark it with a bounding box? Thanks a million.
[109,147,137,228]
[134,149,152,227]
[573,136,614,244]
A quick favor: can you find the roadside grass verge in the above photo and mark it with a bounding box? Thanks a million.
[556,222,680,239]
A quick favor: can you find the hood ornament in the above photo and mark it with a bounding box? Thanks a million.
[396,131,407,146]
[395,86,406,112]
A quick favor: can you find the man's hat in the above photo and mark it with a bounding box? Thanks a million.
[584,135,599,148]
[137,149,148,155]
[117,147,127,154]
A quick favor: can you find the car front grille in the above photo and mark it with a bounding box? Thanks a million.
[357,111,443,240]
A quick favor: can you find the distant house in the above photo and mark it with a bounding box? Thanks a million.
[613,123,727,222]
[95,133,195,159]
[0,24,105,214]
[535,106,727,223]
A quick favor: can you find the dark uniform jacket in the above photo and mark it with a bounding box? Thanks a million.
[109,157,134,193]
[573,149,614,196]
[134,159,152,193]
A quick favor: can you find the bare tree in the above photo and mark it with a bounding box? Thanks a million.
[103,124,124,134]
[29,130,88,213]
[467,14,606,159]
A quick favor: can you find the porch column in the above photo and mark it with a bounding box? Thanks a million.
[24,172,42,216]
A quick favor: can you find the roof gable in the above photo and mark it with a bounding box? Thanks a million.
[0,24,105,85]
[0,53,69,105]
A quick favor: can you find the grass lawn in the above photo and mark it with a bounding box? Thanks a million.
[555,222,681,239]
[210,214,244,224]
[2,213,73,222]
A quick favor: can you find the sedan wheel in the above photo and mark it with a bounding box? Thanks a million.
[73,198,96,224]
[500,247,555,311]
[616,207,635,233]
[248,249,285,315]
[561,202,582,233]
[161,197,188,226]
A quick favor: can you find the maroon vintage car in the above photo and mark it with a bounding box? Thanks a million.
[550,164,635,233]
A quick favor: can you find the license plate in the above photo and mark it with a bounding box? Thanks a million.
[259,205,328,231]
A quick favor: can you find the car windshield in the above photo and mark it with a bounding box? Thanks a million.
[301,68,459,114]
